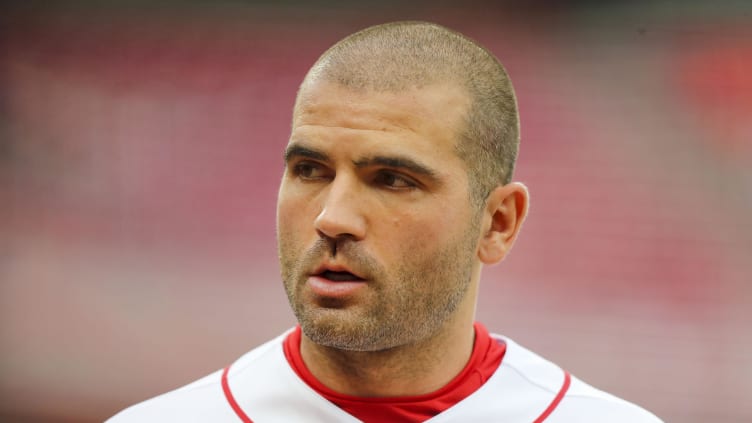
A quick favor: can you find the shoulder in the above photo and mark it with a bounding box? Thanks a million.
[493,334,663,423]
[553,377,664,423]
[106,331,290,423]
[106,368,231,422]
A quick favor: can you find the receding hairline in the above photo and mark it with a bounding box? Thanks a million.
[293,78,471,122]
[293,21,485,130]
[299,21,493,91]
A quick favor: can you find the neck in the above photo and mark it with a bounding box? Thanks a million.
[299,292,477,397]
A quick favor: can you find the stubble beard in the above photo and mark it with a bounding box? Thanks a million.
[278,221,479,353]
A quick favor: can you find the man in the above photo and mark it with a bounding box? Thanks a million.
[109,21,662,422]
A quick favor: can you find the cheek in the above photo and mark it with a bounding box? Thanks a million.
[277,199,296,231]
[277,182,314,226]
[385,209,457,254]
[277,191,308,246]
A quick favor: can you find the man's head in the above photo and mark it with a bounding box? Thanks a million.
[277,21,528,352]
[297,21,520,204]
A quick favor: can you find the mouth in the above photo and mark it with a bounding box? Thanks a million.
[318,270,365,282]
[311,262,366,282]
[307,264,368,298]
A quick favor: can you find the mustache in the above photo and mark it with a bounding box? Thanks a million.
[300,237,381,278]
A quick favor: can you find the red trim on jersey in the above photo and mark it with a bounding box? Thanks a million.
[221,365,254,423]
[283,322,506,422]
[533,370,571,423]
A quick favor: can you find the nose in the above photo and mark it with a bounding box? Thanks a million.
[314,175,367,241]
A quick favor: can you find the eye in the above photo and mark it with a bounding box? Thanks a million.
[374,171,417,189]
[292,161,328,180]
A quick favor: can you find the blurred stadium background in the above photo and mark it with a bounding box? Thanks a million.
[1,1,751,421]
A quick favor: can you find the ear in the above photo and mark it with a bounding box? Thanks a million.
[477,182,529,265]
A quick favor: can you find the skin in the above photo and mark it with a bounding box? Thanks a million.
[276,79,529,397]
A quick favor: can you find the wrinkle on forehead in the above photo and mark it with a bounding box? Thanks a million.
[293,81,471,144]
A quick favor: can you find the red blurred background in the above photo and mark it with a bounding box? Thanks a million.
[1,1,751,422]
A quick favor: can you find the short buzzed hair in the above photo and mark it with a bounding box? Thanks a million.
[298,21,520,203]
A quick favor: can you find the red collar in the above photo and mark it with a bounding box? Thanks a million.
[283,322,506,422]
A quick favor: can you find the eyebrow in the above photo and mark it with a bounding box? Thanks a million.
[284,144,329,164]
[353,155,437,179]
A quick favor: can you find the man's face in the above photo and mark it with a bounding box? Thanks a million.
[277,80,483,352]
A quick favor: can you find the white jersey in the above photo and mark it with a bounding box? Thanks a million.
[108,330,662,422]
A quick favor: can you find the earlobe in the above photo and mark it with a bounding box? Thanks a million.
[477,182,529,265]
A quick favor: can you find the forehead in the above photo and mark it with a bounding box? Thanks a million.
[291,81,470,156]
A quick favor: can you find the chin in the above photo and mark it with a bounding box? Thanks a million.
[298,310,395,352]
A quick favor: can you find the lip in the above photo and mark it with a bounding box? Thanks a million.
[307,262,367,298]
[311,262,366,280]
[307,275,367,298]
